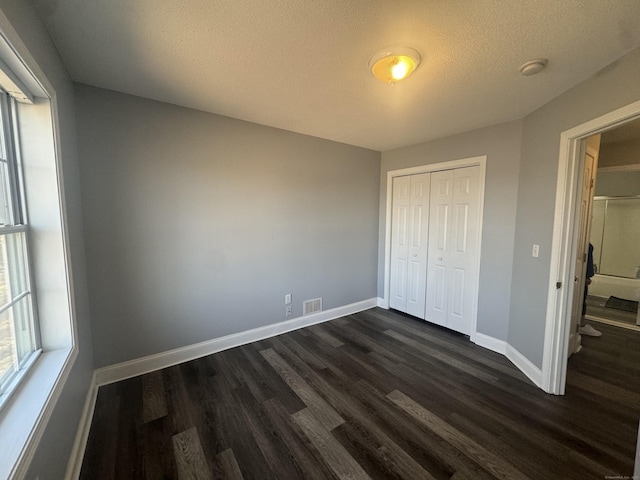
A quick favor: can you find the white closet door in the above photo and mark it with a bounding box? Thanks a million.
[390,173,430,317]
[425,170,451,327]
[426,166,480,334]
[406,174,430,317]
[447,166,480,334]
[390,176,410,312]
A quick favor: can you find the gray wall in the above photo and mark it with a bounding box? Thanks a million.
[596,138,640,196]
[379,120,523,341]
[4,3,639,472]
[595,170,640,196]
[599,138,640,168]
[0,1,94,479]
[509,47,640,368]
[74,85,381,368]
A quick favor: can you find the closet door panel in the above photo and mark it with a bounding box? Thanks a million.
[390,176,411,311]
[451,267,466,317]
[426,170,453,326]
[390,173,430,318]
[408,260,422,304]
[447,166,480,335]
[425,166,480,334]
[405,174,430,318]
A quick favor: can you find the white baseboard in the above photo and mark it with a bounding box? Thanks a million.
[377,297,388,308]
[64,372,98,480]
[472,331,542,388]
[373,312,541,390]
[470,332,544,388]
[506,343,543,388]
[94,298,378,387]
[473,332,507,355]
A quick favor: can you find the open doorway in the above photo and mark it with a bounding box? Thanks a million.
[567,121,640,359]
[546,109,640,478]
[584,120,640,332]
[566,134,600,358]
[542,99,640,396]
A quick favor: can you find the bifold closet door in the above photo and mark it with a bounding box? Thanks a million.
[425,166,480,335]
[389,173,430,318]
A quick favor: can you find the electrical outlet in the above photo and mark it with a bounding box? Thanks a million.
[285,305,292,317]
[532,244,539,258]
[285,293,292,305]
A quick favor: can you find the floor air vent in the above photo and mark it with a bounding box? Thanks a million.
[303,297,322,316]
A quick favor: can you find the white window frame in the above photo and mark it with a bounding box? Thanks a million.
[0,92,42,405]
[0,13,79,480]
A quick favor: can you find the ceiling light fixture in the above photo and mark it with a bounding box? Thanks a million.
[519,58,548,76]
[369,47,421,86]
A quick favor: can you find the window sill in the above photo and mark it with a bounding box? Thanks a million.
[0,346,76,479]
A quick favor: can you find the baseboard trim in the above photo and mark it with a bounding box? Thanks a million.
[94,298,378,387]
[473,333,544,387]
[377,297,388,308]
[64,372,99,480]
[506,343,543,388]
[473,332,507,355]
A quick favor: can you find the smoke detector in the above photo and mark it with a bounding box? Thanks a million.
[519,59,548,76]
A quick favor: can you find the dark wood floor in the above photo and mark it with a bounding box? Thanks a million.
[80,308,640,479]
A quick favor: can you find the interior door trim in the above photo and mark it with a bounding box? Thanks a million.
[544,99,640,395]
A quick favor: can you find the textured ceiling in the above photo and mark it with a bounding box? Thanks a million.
[34,0,640,151]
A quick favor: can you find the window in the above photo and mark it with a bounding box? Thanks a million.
[0,17,79,479]
[0,91,39,401]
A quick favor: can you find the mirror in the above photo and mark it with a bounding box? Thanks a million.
[591,196,640,279]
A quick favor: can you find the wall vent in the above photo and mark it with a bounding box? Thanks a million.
[303,297,322,316]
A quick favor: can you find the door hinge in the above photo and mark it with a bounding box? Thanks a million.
[556,281,562,289]
[583,253,587,262]
[590,178,594,188]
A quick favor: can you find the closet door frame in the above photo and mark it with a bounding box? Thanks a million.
[382,156,486,343]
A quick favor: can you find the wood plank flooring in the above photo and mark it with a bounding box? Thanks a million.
[79,308,640,479]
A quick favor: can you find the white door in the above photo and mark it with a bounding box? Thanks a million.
[568,135,600,356]
[424,171,451,327]
[425,166,481,335]
[389,173,430,317]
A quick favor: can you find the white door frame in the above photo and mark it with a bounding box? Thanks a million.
[542,99,640,395]
[382,156,486,342]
